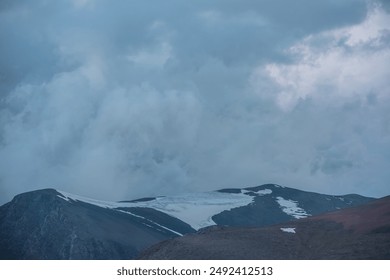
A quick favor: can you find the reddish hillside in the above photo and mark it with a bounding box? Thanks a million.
[139,196,390,259]
[309,196,390,234]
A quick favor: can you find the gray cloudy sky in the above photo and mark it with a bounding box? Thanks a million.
[1,0,389,204]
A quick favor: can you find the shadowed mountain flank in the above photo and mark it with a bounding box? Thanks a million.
[0,189,191,259]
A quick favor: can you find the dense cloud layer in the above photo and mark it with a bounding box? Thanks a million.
[0,0,389,204]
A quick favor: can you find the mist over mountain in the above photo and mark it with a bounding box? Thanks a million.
[1,0,390,205]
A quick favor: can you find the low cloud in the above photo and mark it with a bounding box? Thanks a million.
[250,5,390,195]
[0,0,389,204]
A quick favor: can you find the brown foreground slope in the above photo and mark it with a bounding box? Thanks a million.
[139,196,390,259]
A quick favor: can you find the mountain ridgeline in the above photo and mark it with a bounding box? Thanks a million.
[0,184,379,259]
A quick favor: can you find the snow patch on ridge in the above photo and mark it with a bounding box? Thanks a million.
[128,192,254,230]
[57,194,70,202]
[242,188,272,195]
[57,191,125,208]
[56,190,254,230]
[280,227,296,233]
[276,196,310,219]
[255,189,272,195]
[117,210,183,236]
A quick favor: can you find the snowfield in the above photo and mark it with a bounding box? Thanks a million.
[57,190,256,230]
[57,187,311,230]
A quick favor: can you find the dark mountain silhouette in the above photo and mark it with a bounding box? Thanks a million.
[0,189,193,259]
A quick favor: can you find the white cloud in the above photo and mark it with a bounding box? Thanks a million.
[253,6,390,111]
[244,4,390,197]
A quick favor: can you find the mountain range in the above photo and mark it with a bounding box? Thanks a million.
[0,184,386,259]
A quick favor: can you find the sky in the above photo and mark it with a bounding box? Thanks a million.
[0,0,389,204]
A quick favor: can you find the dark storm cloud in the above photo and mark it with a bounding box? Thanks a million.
[0,0,389,204]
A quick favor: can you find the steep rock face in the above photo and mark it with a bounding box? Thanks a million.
[0,189,190,259]
[138,196,390,260]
